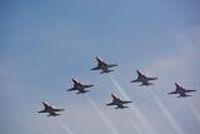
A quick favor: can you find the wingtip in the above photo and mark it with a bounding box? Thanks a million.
[167,92,171,95]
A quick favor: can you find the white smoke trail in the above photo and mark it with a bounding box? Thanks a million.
[87,96,121,134]
[190,104,200,124]
[109,75,158,134]
[56,80,75,134]
[149,89,186,134]
[61,122,75,134]
[130,119,144,134]
[60,117,75,134]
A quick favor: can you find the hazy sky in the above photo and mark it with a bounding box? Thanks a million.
[1,0,200,134]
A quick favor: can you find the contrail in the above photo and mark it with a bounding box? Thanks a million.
[149,89,186,134]
[60,119,75,134]
[61,123,75,134]
[87,96,121,134]
[109,75,158,134]
[190,104,200,124]
[130,119,144,134]
[56,81,75,134]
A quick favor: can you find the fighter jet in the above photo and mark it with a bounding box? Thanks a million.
[38,102,64,117]
[91,56,118,74]
[168,82,196,98]
[106,93,132,109]
[130,70,158,86]
[67,78,94,94]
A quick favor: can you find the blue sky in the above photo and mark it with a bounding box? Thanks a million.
[1,0,200,134]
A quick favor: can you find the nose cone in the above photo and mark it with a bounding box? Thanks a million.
[175,82,179,87]
[72,78,79,84]
[136,70,141,75]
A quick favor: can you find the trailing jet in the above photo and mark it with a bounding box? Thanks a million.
[130,70,158,86]
[67,78,94,94]
[38,102,64,117]
[168,82,196,98]
[91,56,118,74]
[106,93,132,109]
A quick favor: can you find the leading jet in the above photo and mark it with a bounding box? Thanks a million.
[130,70,158,86]
[106,93,132,109]
[38,102,64,117]
[168,82,196,98]
[67,78,94,94]
[91,56,118,74]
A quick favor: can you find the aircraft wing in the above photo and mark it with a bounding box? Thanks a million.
[147,77,158,81]
[107,64,118,68]
[38,110,46,113]
[48,112,61,117]
[67,87,77,91]
[106,102,115,106]
[83,84,94,88]
[184,89,196,93]
[76,90,90,94]
[53,108,65,112]
[91,66,100,70]
[122,100,132,104]
[168,91,179,94]
[130,79,140,83]
[100,69,114,74]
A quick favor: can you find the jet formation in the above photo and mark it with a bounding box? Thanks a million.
[168,83,196,98]
[38,56,197,117]
[38,102,64,117]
